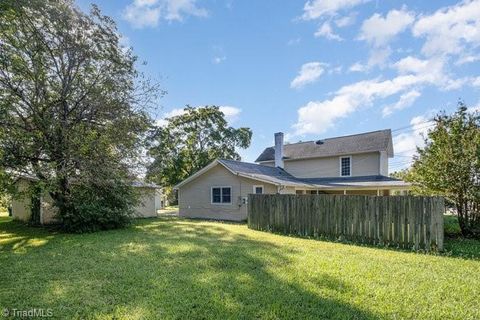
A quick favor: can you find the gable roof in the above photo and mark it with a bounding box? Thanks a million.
[255,129,394,162]
[174,159,311,189]
[218,159,309,187]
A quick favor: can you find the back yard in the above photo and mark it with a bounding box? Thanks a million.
[0,216,479,320]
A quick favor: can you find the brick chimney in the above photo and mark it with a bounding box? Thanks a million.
[274,132,284,168]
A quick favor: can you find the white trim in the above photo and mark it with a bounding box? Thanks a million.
[211,186,232,205]
[252,185,264,194]
[339,156,352,177]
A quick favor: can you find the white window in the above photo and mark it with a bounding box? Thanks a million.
[253,185,264,194]
[339,156,352,177]
[211,187,232,204]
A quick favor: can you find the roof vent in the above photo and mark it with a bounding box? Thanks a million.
[315,140,324,145]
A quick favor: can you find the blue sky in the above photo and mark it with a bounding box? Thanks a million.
[76,0,480,172]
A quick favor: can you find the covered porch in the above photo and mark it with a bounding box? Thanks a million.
[292,175,410,196]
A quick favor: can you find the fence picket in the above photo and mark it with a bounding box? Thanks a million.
[248,194,444,251]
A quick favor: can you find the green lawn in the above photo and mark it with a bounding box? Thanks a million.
[0,216,479,320]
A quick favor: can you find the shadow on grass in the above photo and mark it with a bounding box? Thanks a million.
[248,220,480,261]
[0,216,378,319]
[0,217,58,253]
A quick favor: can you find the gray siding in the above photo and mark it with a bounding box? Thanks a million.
[134,188,158,218]
[178,164,281,221]
[11,180,31,222]
[278,152,381,178]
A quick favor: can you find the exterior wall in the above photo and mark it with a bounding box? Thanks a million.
[12,178,159,223]
[279,152,381,178]
[178,165,278,221]
[11,180,58,224]
[154,189,163,210]
[41,192,58,224]
[11,180,31,222]
[379,151,388,176]
[134,188,158,218]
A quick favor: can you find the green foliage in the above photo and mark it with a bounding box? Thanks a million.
[0,0,161,231]
[62,181,137,233]
[408,103,480,237]
[444,215,462,237]
[147,106,252,187]
[389,169,409,181]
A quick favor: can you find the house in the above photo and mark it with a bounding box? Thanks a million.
[174,129,410,221]
[10,177,164,224]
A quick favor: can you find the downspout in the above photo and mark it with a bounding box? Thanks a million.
[237,173,242,208]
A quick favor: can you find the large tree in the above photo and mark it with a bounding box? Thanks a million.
[147,106,252,190]
[408,103,480,237]
[0,0,161,230]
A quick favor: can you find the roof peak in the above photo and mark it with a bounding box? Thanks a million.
[219,158,287,171]
[284,129,391,147]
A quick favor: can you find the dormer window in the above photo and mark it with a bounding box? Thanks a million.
[340,156,352,177]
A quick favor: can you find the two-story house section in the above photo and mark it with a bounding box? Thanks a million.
[175,130,410,221]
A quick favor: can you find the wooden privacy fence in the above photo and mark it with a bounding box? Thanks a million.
[248,194,445,251]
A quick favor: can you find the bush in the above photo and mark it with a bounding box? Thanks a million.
[59,182,138,233]
[444,215,462,237]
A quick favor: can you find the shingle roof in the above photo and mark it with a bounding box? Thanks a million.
[255,129,393,162]
[218,159,309,187]
[131,181,161,189]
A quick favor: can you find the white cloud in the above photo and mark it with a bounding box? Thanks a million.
[349,62,366,72]
[290,62,326,89]
[382,89,421,117]
[393,56,430,74]
[289,1,480,141]
[218,106,241,123]
[391,115,433,171]
[412,0,480,57]
[212,56,226,64]
[156,106,241,126]
[335,14,356,27]
[473,77,480,87]
[314,22,343,40]
[287,37,301,46]
[123,0,208,28]
[456,54,480,65]
[359,7,415,46]
[290,66,448,136]
[367,46,392,68]
[348,47,392,72]
[302,0,369,20]
[357,7,415,69]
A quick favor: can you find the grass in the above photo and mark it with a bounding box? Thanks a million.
[0,216,479,319]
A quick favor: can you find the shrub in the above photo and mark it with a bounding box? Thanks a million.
[444,215,462,237]
[59,182,138,233]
